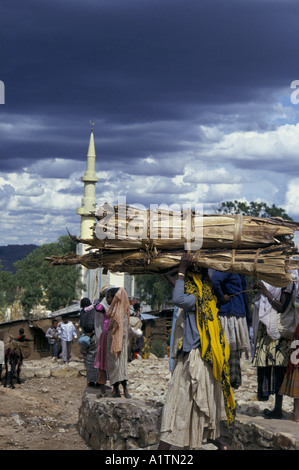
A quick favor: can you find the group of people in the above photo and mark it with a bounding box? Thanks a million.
[79,286,132,399]
[46,317,78,364]
[47,252,299,450]
[158,252,299,450]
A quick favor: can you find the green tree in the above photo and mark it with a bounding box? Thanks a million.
[14,235,83,314]
[0,261,18,308]
[135,274,173,310]
[216,200,293,220]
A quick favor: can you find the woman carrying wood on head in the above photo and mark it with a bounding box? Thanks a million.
[158,253,235,450]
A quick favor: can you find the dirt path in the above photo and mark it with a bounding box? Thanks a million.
[0,374,89,450]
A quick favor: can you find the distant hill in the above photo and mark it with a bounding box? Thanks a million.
[0,244,38,273]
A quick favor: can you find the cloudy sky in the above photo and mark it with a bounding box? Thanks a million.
[1,0,299,246]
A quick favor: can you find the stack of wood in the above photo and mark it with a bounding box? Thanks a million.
[46,203,299,287]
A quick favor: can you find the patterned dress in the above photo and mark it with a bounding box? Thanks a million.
[279,323,299,398]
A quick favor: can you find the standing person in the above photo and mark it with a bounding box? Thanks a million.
[158,254,235,450]
[106,287,132,399]
[46,319,61,361]
[132,303,141,318]
[279,322,299,422]
[79,298,99,387]
[93,291,111,395]
[253,274,298,419]
[60,318,77,364]
[211,271,251,389]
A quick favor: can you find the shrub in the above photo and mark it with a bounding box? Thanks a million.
[150,340,166,358]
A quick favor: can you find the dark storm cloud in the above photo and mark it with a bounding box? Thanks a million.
[2,0,299,247]
[1,0,299,177]
[3,0,299,118]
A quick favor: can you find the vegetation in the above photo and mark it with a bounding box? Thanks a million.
[0,262,17,309]
[216,200,293,220]
[135,274,173,310]
[0,235,83,317]
[150,340,167,358]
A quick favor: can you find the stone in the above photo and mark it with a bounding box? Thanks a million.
[20,369,35,379]
[35,369,51,378]
[277,433,296,450]
[51,367,78,378]
[78,392,162,450]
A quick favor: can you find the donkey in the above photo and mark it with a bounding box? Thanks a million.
[0,332,31,388]
[1,341,24,388]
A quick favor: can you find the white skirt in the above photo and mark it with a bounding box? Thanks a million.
[160,348,226,449]
[219,315,250,352]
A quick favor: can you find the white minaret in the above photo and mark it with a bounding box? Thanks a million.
[76,124,100,300]
[76,124,137,302]
[77,123,99,239]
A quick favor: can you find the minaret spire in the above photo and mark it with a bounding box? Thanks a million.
[77,122,99,239]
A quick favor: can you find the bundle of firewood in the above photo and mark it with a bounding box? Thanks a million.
[47,244,298,287]
[45,203,299,287]
[87,203,298,251]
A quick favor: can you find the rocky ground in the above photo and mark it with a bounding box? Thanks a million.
[0,355,296,451]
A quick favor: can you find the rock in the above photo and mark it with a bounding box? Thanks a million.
[11,413,25,426]
[35,369,51,378]
[51,368,79,378]
[78,392,163,450]
[20,369,35,379]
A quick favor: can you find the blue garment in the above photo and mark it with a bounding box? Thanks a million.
[211,271,250,324]
[169,306,178,372]
[172,278,200,353]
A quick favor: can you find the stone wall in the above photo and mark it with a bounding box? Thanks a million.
[78,390,163,450]
[78,391,299,451]
[227,415,299,450]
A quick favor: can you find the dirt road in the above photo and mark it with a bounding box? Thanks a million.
[0,374,89,450]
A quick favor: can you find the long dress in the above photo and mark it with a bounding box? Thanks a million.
[79,307,99,383]
[94,306,110,384]
[107,313,129,385]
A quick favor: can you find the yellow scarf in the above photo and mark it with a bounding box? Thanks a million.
[185,271,235,427]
